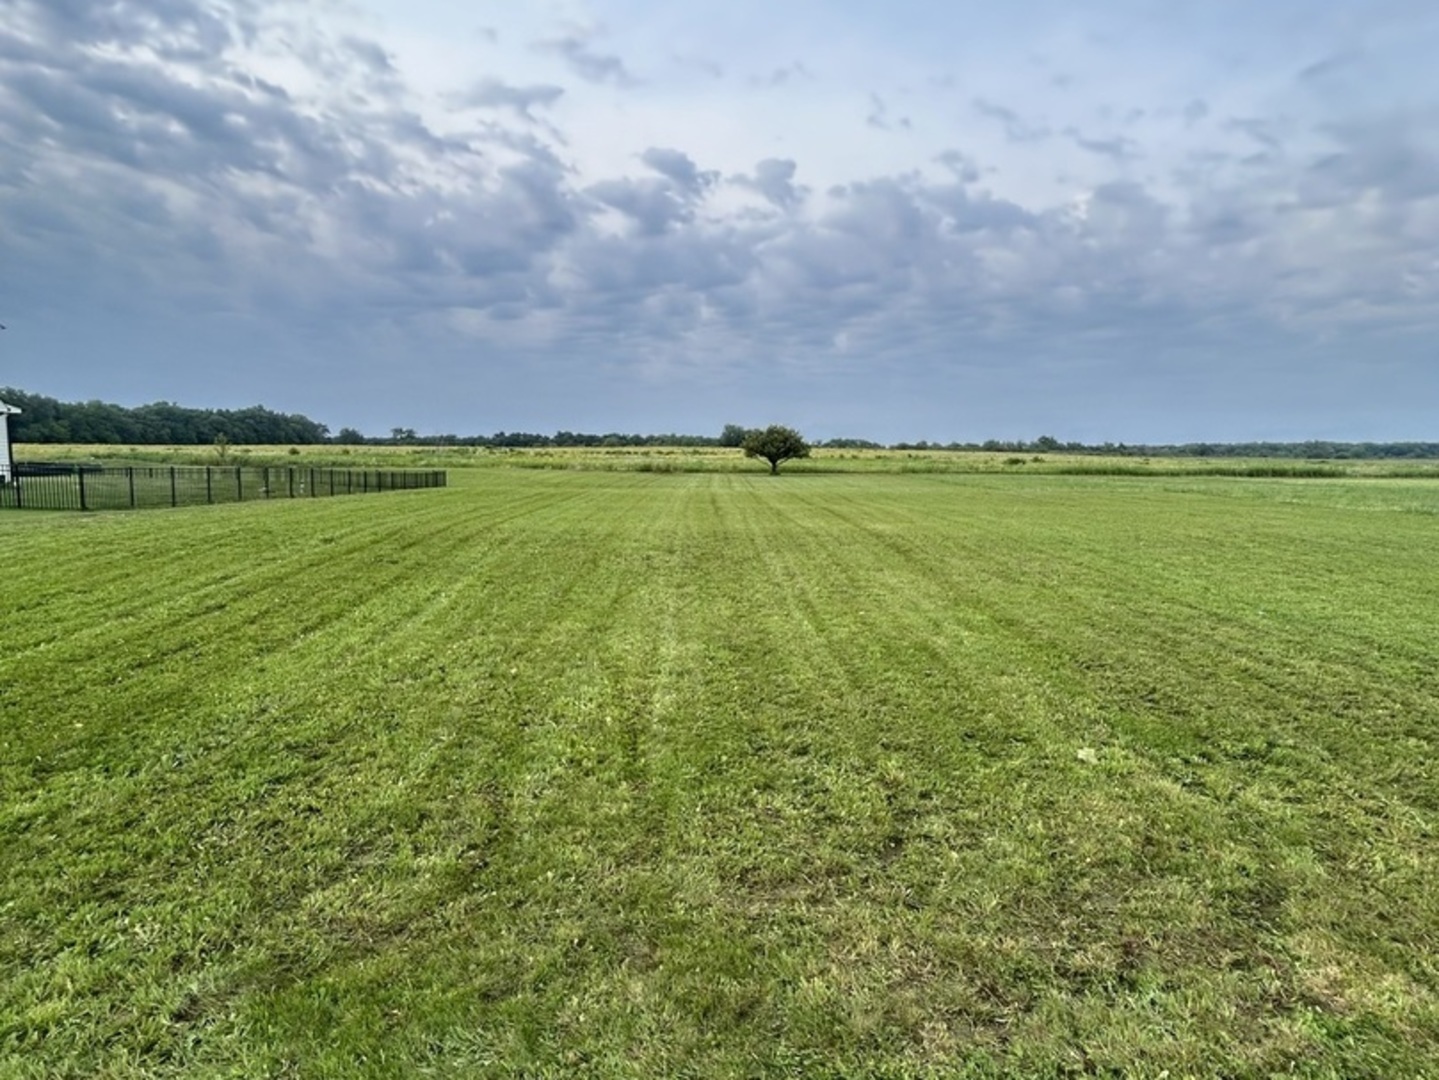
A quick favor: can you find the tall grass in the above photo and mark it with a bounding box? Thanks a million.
[20,443,1439,479]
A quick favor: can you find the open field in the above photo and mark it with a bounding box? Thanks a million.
[3,469,1438,1076]
[19,442,1439,479]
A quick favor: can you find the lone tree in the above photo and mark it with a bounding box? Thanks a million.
[741,424,810,475]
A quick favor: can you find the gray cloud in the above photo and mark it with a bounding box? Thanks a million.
[733,159,807,210]
[454,79,565,121]
[11,0,243,61]
[586,179,692,235]
[582,148,721,236]
[866,93,912,132]
[1069,131,1141,160]
[640,147,717,196]
[920,180,1034,234]
[753,62,811,88]
[933,150,981,183]
[1298,50,1362,83]
[536,32,636,86]
[1307,116,1439,207]
[972,98,1050,142]
[341,36,396,77]
[1225,117,1283,151]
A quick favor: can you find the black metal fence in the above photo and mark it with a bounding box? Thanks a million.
[0,464,446,512]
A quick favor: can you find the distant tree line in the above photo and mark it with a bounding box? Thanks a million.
[891,435,1439,459]
[1,388,329,445]
[366,429,730,448]
[2,389,1433,458]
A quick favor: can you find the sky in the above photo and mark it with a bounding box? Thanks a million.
[1,0,1436,443]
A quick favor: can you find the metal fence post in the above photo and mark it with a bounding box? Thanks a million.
[0,465,441,512]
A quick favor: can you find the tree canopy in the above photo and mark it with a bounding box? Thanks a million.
[741,425,811,474]
[718,423,754,448]
[0,388,329,445]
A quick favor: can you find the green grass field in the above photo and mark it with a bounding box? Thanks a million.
[3,468,1437,1077]
[21,441,1439,479]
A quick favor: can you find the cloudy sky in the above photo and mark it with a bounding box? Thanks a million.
[1,0,1436,442]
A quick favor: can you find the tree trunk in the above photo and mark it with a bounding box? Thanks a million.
[769,459,779,475]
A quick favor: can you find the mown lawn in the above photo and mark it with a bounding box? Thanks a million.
[2,471,1437,1077]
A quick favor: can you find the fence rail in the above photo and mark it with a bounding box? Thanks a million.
[0,464,446,512]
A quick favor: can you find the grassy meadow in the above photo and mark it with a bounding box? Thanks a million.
[2,463,1438,1076]
[20,441,1439,479]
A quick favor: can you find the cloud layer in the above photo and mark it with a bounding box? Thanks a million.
[2,0,1436,440]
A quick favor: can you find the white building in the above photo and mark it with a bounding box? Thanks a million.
[0,399,19,484]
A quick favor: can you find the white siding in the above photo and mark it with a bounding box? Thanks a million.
[0,402,16,483]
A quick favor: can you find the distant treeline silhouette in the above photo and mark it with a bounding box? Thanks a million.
[891,436,1439,459]
[2,388,329,445]
[3,388,1435,459]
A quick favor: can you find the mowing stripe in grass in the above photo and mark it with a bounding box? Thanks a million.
[2,470,1436,1077]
